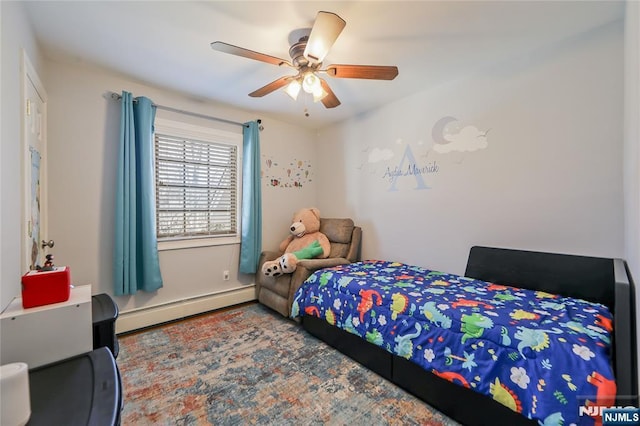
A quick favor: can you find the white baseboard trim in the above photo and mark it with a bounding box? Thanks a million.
[115,286,256,334]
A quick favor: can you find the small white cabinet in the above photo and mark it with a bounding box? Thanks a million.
[0,285,92,368]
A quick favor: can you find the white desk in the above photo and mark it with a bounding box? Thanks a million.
[0,285,92,368]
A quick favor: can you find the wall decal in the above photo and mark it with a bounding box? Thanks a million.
[382,144,437,191]
[368,147,394,163]
[262,155,313,188]
[432,116,489,153]
[362,142,439,192]
[359,116,489,192]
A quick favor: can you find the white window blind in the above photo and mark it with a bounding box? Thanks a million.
[155,132,238,240]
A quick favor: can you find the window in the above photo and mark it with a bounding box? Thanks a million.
[154,119,242,250]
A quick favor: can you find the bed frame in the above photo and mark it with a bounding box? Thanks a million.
[301,246,638,426]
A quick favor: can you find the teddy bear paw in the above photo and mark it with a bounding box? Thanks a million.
[279,253,298,273]
[262,260,283,277]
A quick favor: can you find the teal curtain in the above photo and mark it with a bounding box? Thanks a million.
[114,91,163,295]
[239,121,262,273]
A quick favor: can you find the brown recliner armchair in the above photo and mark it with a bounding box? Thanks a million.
[256,218,362,317]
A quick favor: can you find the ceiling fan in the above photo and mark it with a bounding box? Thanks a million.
[210,11,399,109]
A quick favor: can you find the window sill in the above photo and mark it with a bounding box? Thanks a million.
[158,236,240,251]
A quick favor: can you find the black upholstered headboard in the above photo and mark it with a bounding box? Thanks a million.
[465,246,616,308]
[464,246,638,401]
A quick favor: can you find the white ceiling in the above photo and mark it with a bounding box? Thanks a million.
[23,1,624,129]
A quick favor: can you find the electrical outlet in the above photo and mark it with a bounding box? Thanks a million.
[223,270,230,281]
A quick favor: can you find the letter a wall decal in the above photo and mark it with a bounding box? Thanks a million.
[387,145,429,192]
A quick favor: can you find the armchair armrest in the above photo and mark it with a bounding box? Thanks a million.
[296,257,351,270]
[256,250,283,291]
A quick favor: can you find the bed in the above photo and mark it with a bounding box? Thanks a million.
[291,246,637,426]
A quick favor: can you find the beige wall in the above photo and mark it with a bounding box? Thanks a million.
[316,21,625,276]
[43,59,318,313]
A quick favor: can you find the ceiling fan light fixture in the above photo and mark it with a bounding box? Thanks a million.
[284,79,301,100]
[302,72,321,94]
[312,87,328,103]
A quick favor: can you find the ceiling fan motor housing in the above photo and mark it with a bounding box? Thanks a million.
[289,37,312,68]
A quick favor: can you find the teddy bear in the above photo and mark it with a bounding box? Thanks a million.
[262,207,331,277]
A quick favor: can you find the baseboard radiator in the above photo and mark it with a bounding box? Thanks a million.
[115,285,256,334]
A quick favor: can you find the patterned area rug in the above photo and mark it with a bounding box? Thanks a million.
[118,302,460,425]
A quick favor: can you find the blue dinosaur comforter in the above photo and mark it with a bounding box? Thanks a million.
[291,260,616,426]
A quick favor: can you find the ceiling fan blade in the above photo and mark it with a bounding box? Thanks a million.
[326,64,399,80]
[304,11,346,65]
[319,79,340,108]
[249,76,294,97]
[211,41,292,67]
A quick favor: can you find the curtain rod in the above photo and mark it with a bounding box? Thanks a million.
[108,92,260,128]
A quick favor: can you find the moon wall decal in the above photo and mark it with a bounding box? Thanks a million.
[432,116,458,145]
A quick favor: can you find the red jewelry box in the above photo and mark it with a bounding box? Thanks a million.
[21,266,71,309]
